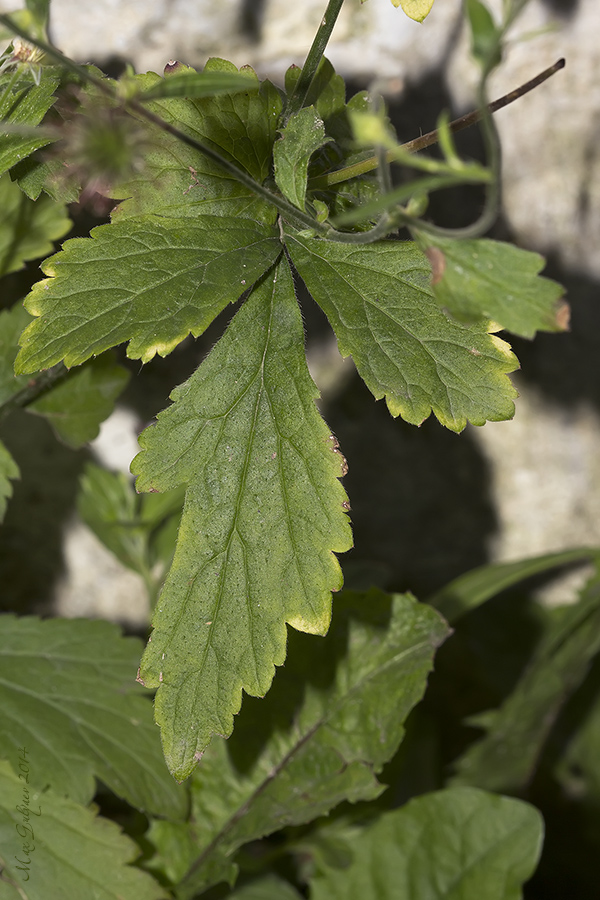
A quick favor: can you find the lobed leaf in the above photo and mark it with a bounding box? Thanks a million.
[132,259,353,781]
[422,235,568,338]
[0,439,19,522]
[287,233,518,431]
[452,566,600,793]
[174,590,449,897]
[0,173,71,277]
[0,615,188,817]
[16,214,280,370]
[309,786,543,900]
[0,760,167,900]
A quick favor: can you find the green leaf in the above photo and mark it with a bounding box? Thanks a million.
[0,173,71,276]
[452,568,600,793]
[390,0,435,23]
[428,547,596,625]
[286,234,518,431]
[0,304,31,405]
[132,259,353,781]
[175,590,448,897]
[309,786,543,900]
[274,106,329,210]
[0,760,167,900]
[466,0,502,69]
[16,215,281,371]
[228,877,303,900]
[421,235,568,338]
[25,0,50,33]
[556,670,600,802]
[109,63,282,221]
[77,461,184,577]
[0,67,59,178]
[139,69,259,101]
[0,439,19,522]
[0,615,188,817]
[27,353,129,447]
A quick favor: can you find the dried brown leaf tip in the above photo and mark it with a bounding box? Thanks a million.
[329,434,349,476]
[164,60,184,75]
[556,300,571,331]
[425,246,446,285]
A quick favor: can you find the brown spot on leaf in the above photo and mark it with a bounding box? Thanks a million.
[342,500,351,511]
[425,246,446,285]
[194,751,204,762]
[135,667,146,686]
[164,60,183,74]
[556,300,571,331]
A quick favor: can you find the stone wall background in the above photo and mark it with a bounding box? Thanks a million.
[1,0,599,621]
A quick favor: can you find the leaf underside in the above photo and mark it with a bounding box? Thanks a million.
[133,258,352,780]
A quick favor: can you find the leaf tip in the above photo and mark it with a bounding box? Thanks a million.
[555,299,570,332]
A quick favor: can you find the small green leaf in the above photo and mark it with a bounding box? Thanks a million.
[0,615,189,817]
[421,235,568,338]
[16,215,281,371]
[0,67,59,178]
[0,760,168,900]
[428,547,596,625]
[177,590,449,897]
[0,173,71,276]
[466,0,502,69]
[139,69,258,101]
[0,439,19,522]
[274,106,329,210]
[133,258,353,780]
[390,0,435,23]
[287,234,518,431]
[309,786,543,900]
[28,353,130,447]
[452,567,600,793]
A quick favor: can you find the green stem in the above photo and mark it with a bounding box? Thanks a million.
[308,58,564,191]
[284,0,345,121]
[0,364,69,423]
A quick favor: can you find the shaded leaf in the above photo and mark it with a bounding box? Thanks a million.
[0,173,71,277]
[0,439,19,522]
[452,567,600,793]
[228,877,303,900]
[274,106,328,210]
[309,786,543,900]
[0,66,59,178]
[428,547,596,625]
[466,0,501,68]
[0,304,31,405]
[16,215,281,370]
[0,615,188,817]
[109,62,282,221]
[175,590,449,898]
[28,352,129,446]
[139,69,258,101]
[132,259,353,781]
[287,233,517,431]
[422,235,568,338]
[0,760,167,900]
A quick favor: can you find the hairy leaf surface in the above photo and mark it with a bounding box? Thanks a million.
[133,259,352,780]
[309,787,543,900]
[0,760,167,900]
[287,234,517,430]
[452,568,600,793]
[0,173,70,277]
[274,106,328,210]
[16,215,280,370]
[422,236,568,338]
[0,439,19,522]
[175,590,448,897]
[0,615,188,817]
